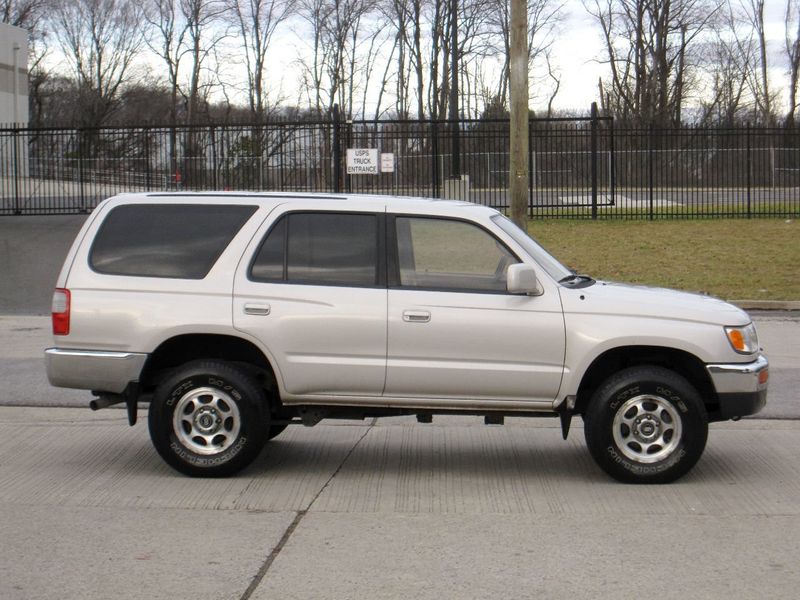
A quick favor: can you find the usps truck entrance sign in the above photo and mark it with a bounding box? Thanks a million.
[346,149,379,174]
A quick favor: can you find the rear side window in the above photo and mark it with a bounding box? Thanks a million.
[90,204,257,279]
[250,212,378,286]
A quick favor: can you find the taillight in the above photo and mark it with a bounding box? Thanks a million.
[52,288,71,335]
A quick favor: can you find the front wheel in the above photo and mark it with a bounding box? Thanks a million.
[148,360,269,477]
[584,366,708,484]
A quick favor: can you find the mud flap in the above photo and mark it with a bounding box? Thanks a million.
[556,395,577,440]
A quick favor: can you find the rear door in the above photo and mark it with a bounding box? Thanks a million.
[233,202,387,399]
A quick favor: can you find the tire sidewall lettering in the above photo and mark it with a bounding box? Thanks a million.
[206,377,242,401]
[606,445,687,474]
[169,436,248,467]
[166,379,194,406]
[609,384,640,411]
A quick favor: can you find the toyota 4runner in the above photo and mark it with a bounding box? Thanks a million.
[45,192,769,483]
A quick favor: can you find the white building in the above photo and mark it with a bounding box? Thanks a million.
[0,22,29,127]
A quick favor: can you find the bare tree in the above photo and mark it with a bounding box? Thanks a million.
[296,0,376,118]
[51,0,143,127]
[701,28,756,125]
[585,0,722,126]
[485,0,563,109]
[228,0,294,122]
[144,0,190,127]
[381,0,427,117]
[180,0,229,125]
[1,0,44,27]
[787,0,800,125]
[738,0,775,124]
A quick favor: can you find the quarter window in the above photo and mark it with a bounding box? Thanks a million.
[394,217,518,292]
[250,212,379,286]
[90,204,257,279]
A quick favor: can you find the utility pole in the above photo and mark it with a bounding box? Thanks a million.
[509,0,528,229]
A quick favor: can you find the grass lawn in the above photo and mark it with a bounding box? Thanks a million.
[527,218,799,301]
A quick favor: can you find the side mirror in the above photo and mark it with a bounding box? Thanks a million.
[506,263,542,295]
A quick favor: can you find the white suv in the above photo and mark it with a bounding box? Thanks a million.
[45,192,769,483]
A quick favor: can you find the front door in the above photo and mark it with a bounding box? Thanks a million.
[384,215,565,405]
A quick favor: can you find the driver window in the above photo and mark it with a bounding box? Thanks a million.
[395,217,518,292]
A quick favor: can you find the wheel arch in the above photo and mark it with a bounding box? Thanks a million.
[574,345,717,416]
[140,333,280,395]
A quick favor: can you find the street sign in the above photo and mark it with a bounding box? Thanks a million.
[346,149,379,174]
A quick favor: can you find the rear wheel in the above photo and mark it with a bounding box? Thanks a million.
[148,360,268,477]
[584,366,708,484]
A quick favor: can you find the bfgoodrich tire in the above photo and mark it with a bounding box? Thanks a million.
[148,360,268,477]
[584,366,708,484]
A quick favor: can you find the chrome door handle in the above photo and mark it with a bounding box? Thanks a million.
[403,310,431,323]
[244,303,271,316]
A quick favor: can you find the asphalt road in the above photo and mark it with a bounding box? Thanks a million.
[0,214,88,315]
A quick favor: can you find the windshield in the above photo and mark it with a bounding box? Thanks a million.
[491,214,573,282]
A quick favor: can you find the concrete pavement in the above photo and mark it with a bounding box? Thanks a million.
[1,312,798,598]
[1,408,800,599]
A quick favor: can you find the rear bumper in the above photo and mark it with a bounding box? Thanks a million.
[45,348,148,394]
[706,354,769,421]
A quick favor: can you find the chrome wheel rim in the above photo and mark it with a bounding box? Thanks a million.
[172,387,241,455]
[612,394,682,464]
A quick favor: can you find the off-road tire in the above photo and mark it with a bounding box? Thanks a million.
[584,366,708,484]
[148,360,268,477]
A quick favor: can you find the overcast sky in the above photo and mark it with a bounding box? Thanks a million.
[547,0,791,113]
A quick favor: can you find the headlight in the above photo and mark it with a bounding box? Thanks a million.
[725,323,759,354]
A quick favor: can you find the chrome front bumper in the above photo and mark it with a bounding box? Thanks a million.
[45,348,148,394]
[706,354,769,394]
[706,354,769,420]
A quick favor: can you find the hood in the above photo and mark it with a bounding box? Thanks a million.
[559,280,751,327]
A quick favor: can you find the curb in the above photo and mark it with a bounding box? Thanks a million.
[732,300,800,311]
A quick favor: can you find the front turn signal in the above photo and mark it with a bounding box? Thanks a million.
[724,323,758,354]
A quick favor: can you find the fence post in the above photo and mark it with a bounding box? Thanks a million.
[144,130,152,191]
[345,118,353,193]
[528,121,533,216]
[279,148,285,191]
[170,125,178,191]
[210,126,218,189]
[590,102,599,220]
[746,122,752,218]
[332,104,341,193]
[648,123,654,221]
[609,117,616,206]
[13,127,21,215]
[431,120,440,197]
[78,128,86,212]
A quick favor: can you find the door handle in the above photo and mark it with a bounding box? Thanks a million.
[403,310,431,323]
[244,303,271,316]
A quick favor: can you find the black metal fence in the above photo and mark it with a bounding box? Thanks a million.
[2,112,799,218]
